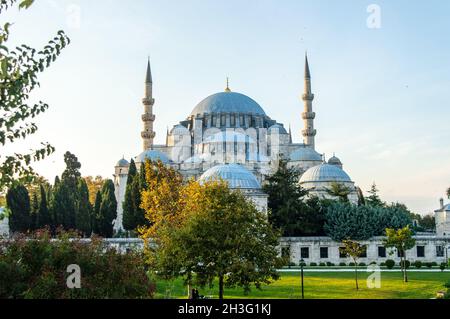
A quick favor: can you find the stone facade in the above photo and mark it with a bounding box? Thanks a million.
[435,198,450,237]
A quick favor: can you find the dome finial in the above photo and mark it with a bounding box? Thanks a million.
[225,77,231,92]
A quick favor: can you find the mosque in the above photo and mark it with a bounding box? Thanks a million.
[113,55,359,232]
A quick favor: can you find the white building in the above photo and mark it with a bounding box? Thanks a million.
[113,55,358,232]
[0,208,9,238]
[435,198,450,237]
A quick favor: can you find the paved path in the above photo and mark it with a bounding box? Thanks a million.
[279,269,450,273]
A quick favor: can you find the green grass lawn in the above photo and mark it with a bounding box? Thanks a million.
[155,271,450,299]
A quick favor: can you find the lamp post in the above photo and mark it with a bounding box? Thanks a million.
[300,258,305,299]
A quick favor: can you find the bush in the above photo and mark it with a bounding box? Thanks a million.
[326,262,335,267]
[369,261,377,265]
[425,262,433,268]
[440,263,447,272]
[413,261,422,268]
[319,262,326,267]
[339,262,347,267]
[399,260,410,269]
[385,259,395,269]
[380,262,386,267]
[431,262,438,267]
[349,262,355,267]
[358,262,366,267]
[0,230,154,299]
[310,262,317,267]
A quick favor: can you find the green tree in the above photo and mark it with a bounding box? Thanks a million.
[366,183,384,207]
[340,240,366,290]
[97,180,117,238]
[76,178,92,237]
[0,0,70,192]
[30,192,38,230]
[384,226,416,283]
[325,182,351,203]
[356,187,366,206]
[263,160,321,236]
[122,159,137,232]
[447,187,450,199]
[6,183,31,233]
[36,184,51,229]
[92,190,101,234]
[140,162,283,299]
[84,176,105,205]
[419,214,435,231]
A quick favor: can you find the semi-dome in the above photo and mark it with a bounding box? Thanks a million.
[170,124,189,135]
[300,164,352,184]
[203,131,256,144]
[135,150,170,164]
[290,147,322,162]
[268,124,288,134]
[199,164,261,189]
[190,92,266,117]
[116,158,129,167]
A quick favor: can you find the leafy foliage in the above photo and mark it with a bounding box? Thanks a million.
[339,240,367,290]
[0,0,70,191]
[6,183,30,232]
[325,202,412,241]
[366,183,384,207]
[140,161,283,299]
[325,182,351,203]
[263,161,325,236]
[0,229,154,299]
[384,226,416,282]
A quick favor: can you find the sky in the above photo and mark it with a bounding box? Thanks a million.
[2,0,450,215]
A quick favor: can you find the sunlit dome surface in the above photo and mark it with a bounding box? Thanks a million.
[116,158,129,167]
[190,92,266,116]
[135,150,170,164]
[199,164,261,189]
[290,147,322,162]
[300,164,352,183]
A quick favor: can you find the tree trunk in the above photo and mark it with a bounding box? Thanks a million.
[403,255,408,283]
[354,259,359,290]
[219,275,224,300]
[187,283,192,299]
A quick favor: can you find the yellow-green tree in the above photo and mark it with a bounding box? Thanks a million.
[139,161,283,299]
[384,226,416,282]
[340,240,366,290]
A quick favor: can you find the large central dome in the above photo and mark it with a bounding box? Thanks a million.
[190,92,266,117]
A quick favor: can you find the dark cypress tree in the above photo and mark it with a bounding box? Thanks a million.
[76,178,92,237]
[122,159,137,231]
[98,180,117,238]
[30,193,39,231]
[6,184,31,233]
[92,190,102,235]
[60,152,81,229]
[366,183,384,207]
[37,184,51,229]
[134,163,148,228]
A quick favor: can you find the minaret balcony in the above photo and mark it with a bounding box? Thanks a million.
[141,131,156,139]
[302,112,316,120]
[142,114,156,122]
[142,98,155,106]
[302,93,315,101]
[302,129,317,137]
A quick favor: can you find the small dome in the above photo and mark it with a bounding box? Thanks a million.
[116,158,129,167]
[290,147,322,162]
[268,124,288,134]
[328,155,342,166]
[170,124,189,135]
[199,164,261,189]
[135,150,170,164]
[300,164,352,184]
[190,92,266,116]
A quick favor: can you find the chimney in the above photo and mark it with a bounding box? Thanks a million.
[440,198,444,209]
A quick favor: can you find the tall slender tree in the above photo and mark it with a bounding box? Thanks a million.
[122,159,137,231]
[30,192,38,230]
[366,183,384,207]
[76,178,92,237]
[97,180,117,238]
[6,184,31,233]
[92,190,102,235]
[37,184,51,229]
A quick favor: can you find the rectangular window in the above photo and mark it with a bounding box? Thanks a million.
[339,247,347,258]
[417,246,425,258]
[398,250,405,258]
[301,247,309,259]
[437,246,445,257]
[221,115,226,127]
[378,246,386,258]
[320,247,329,259]
[360,245,367,258]
[230,115,236,126]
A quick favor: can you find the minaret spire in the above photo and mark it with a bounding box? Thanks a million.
[141,58,156,151]
[225,77,231,92]
[301,52,317,149]
[289,124,293,144]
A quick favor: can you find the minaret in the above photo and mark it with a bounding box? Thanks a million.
[301,53,317,149]
[141,58,156,151]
